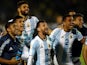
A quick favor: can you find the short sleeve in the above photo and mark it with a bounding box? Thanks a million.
[50,28,60,42]
[76,29,83,41]
[32,16,39,28]
[49,28,61,49]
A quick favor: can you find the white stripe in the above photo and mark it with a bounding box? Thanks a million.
[0,39,10,56]
[27,40,35,65]
[37,36,45,65]
[54,55,59,65]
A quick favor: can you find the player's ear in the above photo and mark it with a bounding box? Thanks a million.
[17,8,20,13]
[7,28,10,32]
[37,28,40,31]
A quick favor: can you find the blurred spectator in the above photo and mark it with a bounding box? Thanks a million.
[68,10,76,15]
[51,15,63,29]
[72,13,87,65]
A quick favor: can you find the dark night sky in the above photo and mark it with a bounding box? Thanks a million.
[0,0,87,24]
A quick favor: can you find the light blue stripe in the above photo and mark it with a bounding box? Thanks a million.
[62,32,69,63]
[0,39,10,56]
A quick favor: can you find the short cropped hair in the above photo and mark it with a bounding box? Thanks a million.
[62,14,72,21]
[36,20,46,29]
[5,16,23,29]
[73,13,84,20]
[17,1,28,8]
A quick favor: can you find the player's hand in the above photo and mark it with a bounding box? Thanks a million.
[8,57,20,65]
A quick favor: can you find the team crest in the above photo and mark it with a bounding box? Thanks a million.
[61,36,64,38]
[70,34,73,39]
[40,45,43,48]
[48,44,51,49]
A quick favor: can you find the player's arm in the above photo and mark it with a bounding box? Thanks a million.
[76,29,86,44]
[80,36,86,44]
[0,40,19,65]
[82,44,87,65]
[0,57,19,65]
[27,40,37,65]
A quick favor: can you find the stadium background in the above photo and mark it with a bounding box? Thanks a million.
[0,0,87,65]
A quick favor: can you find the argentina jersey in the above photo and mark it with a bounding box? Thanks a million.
[27,36,52,65]
[16,16,39,61]
[50,28,83,65]
[18,16,39,46]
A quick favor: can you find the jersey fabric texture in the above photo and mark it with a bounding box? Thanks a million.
[27,36,52,65]
[17,16,39,47]
[50,28,83,65]
[17,16,39,61]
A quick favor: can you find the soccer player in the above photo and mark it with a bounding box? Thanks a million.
[50,14,85,65]
[16,1,39,61]
[27,20,52,65]
[0,16,24,65]
[71,13,87,65]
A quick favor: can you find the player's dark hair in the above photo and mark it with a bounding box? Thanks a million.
[62,14,72,21]
[33,20,46,38]
[73,13,84,20]
[17,1,28,8]
[5,16,23,30]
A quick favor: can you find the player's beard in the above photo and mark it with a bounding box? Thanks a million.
[21,11,29,16]
[43,30,49,36]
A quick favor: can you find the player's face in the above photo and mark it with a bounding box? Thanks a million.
[65,16,74,30]
[19,4,29,16]
[39,22,49,35]
[74,17,83,28]
[14,18,24,36]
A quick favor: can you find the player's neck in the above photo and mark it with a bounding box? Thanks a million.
[18,13,28,20]
[63,24,70,32]
[8,32,16,40]
[38,32,46,40]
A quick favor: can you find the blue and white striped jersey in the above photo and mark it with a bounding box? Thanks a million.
[27,36,52,65]
[50,28,83,65]
[17,16,39,46]
[16,16,39,61]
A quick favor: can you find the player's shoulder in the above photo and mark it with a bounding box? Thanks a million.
[52,28,61,34]
[0,34,11,46]
[71,28,82,35]
[73,28,80,32]
[31,16,37,18]
[30,16,38,20]
[0,34,10,41]
[31,36,39,44]
[53,28,61,31]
